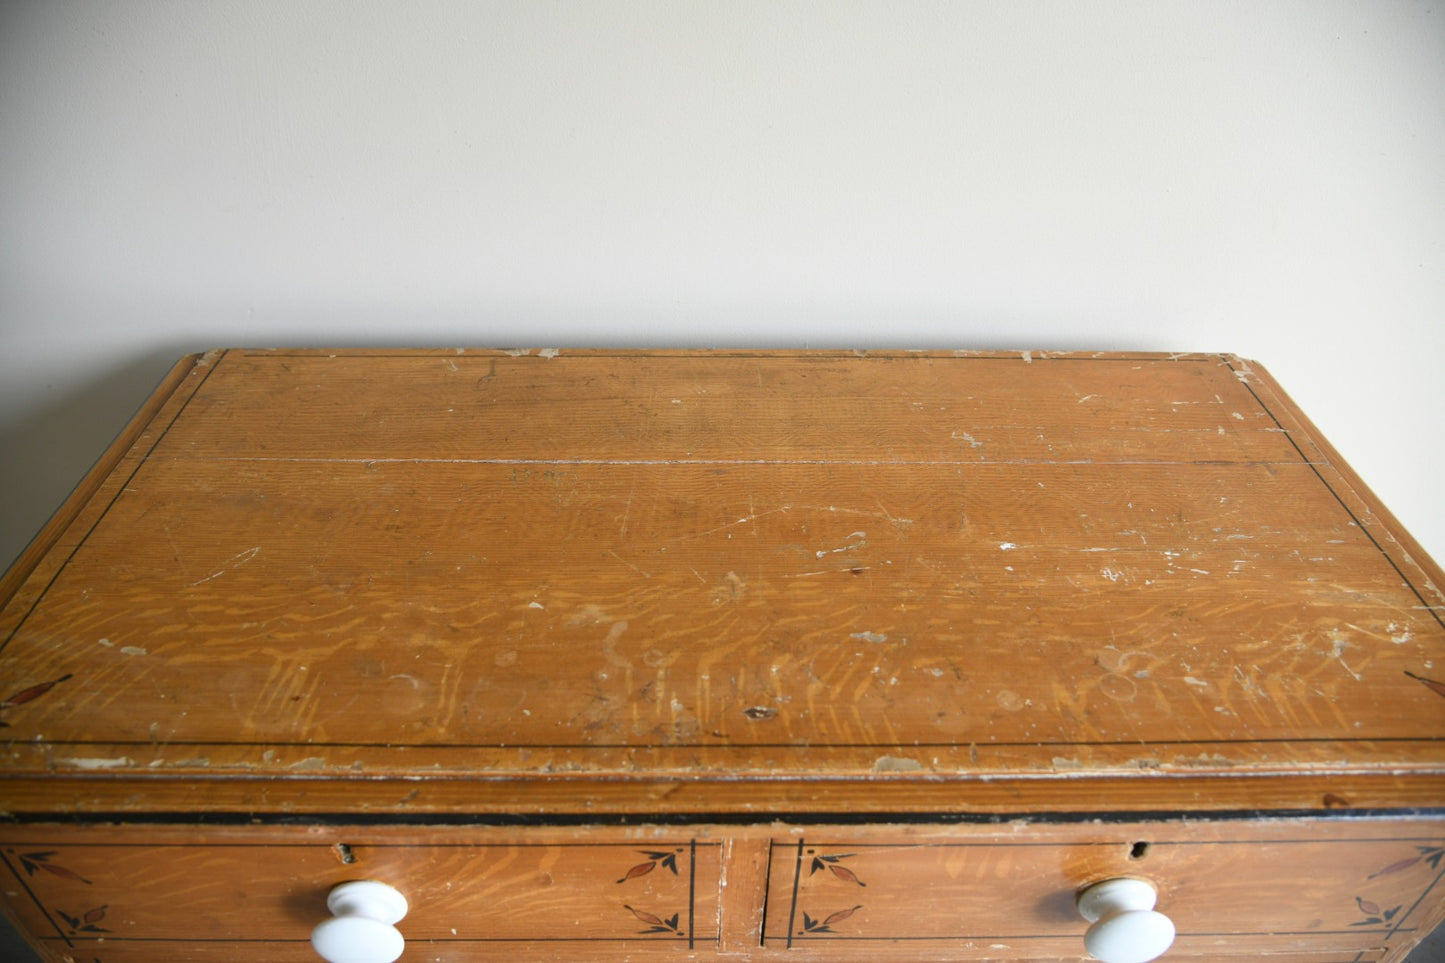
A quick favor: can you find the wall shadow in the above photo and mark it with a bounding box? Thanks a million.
[0,346,196,574]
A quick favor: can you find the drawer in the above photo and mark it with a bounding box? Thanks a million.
[0,825,722,962]
[3,817,1443,961]
[761,819,1445,961]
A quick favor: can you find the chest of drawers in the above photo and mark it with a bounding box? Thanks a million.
[0,349,1441,962]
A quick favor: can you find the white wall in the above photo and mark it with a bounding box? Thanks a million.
[2,1,1442,572]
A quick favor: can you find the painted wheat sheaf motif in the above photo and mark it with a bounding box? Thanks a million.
[809,852,867,887]
[616,849,682,883]
[797,850,867,936]
[56,904,109,935]
[624,905,684,937]
[800,905,863,935]
[616,848,687,938]
[14,850,92,885]
[1352,846,1445,928]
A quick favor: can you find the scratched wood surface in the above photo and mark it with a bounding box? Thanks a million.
[1,817,1440,961]
[0,349,1441,815]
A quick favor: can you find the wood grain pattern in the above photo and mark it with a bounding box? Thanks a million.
[0,349,1442,960]
[1,349,1441,817]
[0,817,1439,961]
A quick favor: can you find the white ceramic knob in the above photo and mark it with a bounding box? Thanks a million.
[311,880,409,963]
[1077,877,1176,963]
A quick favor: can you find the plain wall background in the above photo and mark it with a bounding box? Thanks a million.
[1,1,1442,574]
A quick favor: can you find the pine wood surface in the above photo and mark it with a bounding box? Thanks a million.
[1,817,1441,961]
[0,350,1441,817]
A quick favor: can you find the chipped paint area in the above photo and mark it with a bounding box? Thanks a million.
[873,755,924,772]
[190,546,260,587]
[816,531,868,558]
[952,431,984,448]
[850,631,888,644]
[58,757,132,770]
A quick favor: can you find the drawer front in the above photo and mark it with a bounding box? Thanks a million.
[762,823,1445,960]
[0,827,722,962]
[2,818,1442,961]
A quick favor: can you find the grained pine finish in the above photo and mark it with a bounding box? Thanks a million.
[0,349,1441,961]
[1,819,1442,961]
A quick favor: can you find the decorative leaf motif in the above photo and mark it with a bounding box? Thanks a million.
[623,904,683,936]
[0,674,73,727]
[56,906,109,934]
[1369,856,1422,879]
[625,905,665,927]
[809,853,866,886]
[616,849,682,883]
[618,861,656,883]
[18,852,91,885]
[1405,671,1445,700]
[1351,896,1402,927]
[800,906,864,935]
[1368,846,1445,879]
[1,674,74,708]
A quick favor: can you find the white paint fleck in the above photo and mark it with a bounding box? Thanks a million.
[537,348,560,358]
[59,757,131,770]
[952,431,984,448]
[98,638,113,647]
[190,546,260,586]
[816,531,867,558]
[999,542,1017,551]
[1021,350,1033,363]
[850,631,888,643]
[1184,677,1209,687]
[874,755,924,772]
[528,601,545,609]
[120,646,148,657]
[1101,567,1124,582]
[1328,635,1362,681]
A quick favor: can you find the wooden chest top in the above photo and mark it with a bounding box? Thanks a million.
[1,349,1441,818]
